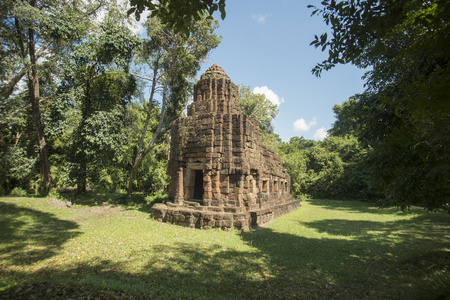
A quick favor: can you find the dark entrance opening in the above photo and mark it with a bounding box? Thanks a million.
[193,170,204,200]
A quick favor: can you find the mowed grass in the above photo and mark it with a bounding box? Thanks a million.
[0,196,448,299]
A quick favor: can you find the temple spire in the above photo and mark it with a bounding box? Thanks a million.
[200,64,229,79]
[190,64,240,115]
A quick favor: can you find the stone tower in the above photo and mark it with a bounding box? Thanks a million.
[151,65,299,230]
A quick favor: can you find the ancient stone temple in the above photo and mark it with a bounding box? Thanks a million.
[151,65,300,230]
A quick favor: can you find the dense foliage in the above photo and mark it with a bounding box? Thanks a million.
[0,1,220,197]
[1,0,105,193]
[128,0,226,36]
[310,0,449,211]
[280,130,381,202]
[126,14,220,196]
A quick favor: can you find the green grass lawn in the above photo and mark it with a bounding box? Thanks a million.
[0,196,448,299]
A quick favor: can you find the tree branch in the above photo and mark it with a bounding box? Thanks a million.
[0,66,28,103]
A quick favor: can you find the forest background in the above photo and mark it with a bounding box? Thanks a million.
[1,0,448,212]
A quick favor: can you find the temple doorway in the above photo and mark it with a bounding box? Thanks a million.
[193,170,204,200]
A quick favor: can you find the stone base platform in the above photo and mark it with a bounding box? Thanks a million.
[151,199,300,230]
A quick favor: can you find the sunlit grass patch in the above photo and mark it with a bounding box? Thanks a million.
[0,197,448,299]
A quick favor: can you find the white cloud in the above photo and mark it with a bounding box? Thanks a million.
[252,86,284,106]
[251,13,271,24]
[314,127,328,141]
[293,117,317,132]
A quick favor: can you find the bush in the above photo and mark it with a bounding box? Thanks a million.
[145,191,169,207]
[10,187,27,196]
[280,136,382,201]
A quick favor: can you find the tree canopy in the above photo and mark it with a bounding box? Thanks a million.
[310,0,449,211]
[236,85,281,153]
[237,85,278,135]
[128,0,226,36]
[1,0,105,192]
[0,1,220,197]
[126,13,220,196]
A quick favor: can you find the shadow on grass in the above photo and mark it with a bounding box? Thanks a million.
[306,199,413,215]
[58,191,147,207]
[239,225,449,299]
[1,227,449,299]
[0,199,448,299]
[0,202,81,265]
[1,241,378,299]
[58,191,168,211]
[300,214,450,243]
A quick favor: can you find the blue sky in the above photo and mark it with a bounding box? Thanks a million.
[198,0,367,141]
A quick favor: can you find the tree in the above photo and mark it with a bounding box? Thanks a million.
[56,13,140,194]
[236,85,280,152]
[128,0,226,35]
[126,14,220,196]
[328,97,360,138]
[310,0,449,117]
[1,0,103,193]
[237,85,279,134]
[355,91,449,211]
[0,90,39,194]
[310,0,450,211]
[322,135,381,200]
[279,135,378,201]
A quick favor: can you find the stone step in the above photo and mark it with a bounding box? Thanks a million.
[183,200,202,207]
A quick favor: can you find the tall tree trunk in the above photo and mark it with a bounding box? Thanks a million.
[28,36,52,193]
[17,14,52,193]
[77,75,91,194]
[127,55,175,196]
[127,62,159,196]
[126,88,169,195]
[127,153,148,196]
[77,152,87,194]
